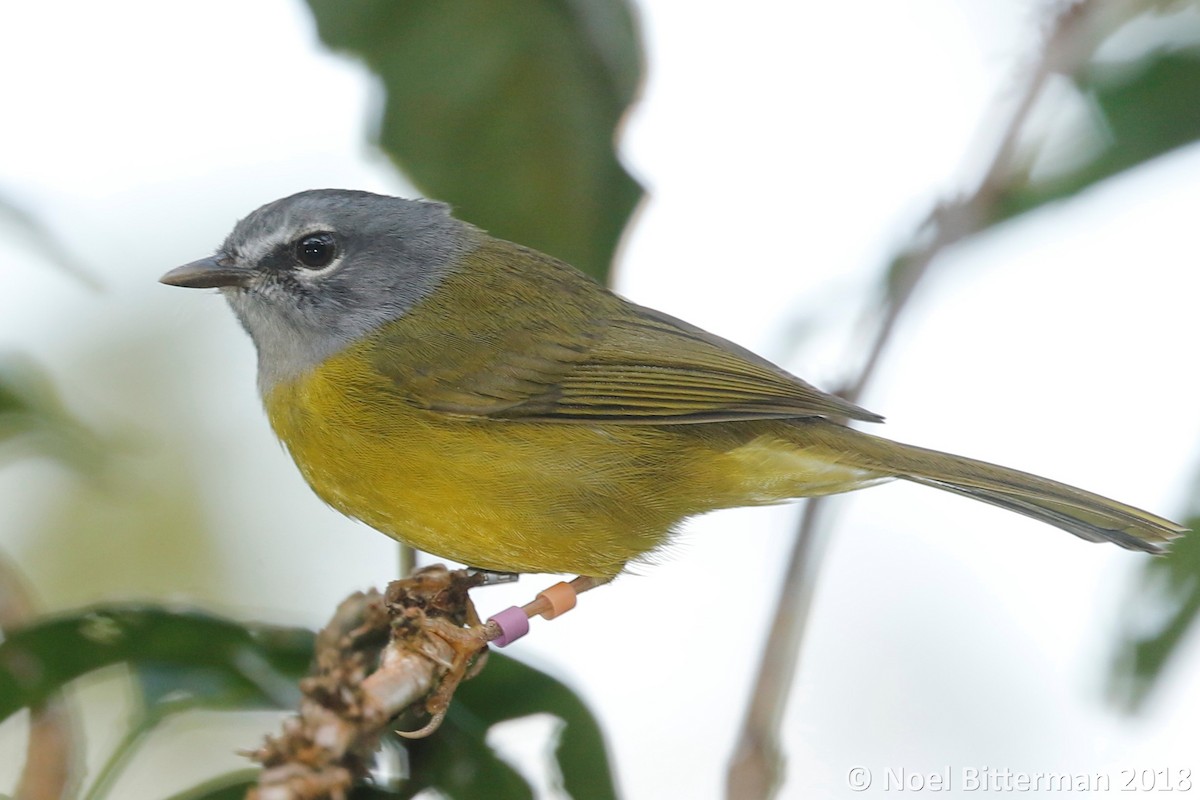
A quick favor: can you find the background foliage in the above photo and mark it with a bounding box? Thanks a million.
[2,1,1198,798]
[2,1,639,797]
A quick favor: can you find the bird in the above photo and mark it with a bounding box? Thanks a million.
[161,189,1185,586]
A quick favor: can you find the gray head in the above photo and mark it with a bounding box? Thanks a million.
[161,189,475,392]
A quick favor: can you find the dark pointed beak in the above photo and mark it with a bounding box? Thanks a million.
[160,256,254,289]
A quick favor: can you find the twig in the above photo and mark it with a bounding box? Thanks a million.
[397,544,416,579]
[248,565,489,800]
[726,3,1104,797]
[0,552,81,800]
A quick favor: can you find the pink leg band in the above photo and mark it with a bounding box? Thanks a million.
[487,606,530,647]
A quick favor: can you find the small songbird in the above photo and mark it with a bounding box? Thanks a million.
[161,189,1185,581]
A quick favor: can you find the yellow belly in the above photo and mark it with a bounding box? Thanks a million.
[264,342,881,577]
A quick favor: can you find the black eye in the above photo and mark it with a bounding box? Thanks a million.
[295,232,338,269]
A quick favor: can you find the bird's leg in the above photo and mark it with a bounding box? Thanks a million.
[392,569,609,737]
[464,568,521,586]
[482,575,610,647]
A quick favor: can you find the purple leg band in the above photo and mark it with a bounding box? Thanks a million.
[488,606,530,647]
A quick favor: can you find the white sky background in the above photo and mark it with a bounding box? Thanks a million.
[2,2,1199,799]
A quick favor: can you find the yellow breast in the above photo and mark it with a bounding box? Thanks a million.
[264,336,880,577]
[264,338,695,576]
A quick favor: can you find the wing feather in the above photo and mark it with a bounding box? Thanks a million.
[369,238,882,425]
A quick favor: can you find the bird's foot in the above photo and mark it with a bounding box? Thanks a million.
[387,567,610,737]
[386,566,491,738]
[394,619,491,738]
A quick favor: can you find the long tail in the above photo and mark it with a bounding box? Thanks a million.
[796,419,1187,553]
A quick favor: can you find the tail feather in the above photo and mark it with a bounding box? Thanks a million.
[904,476,1176,553]
[800,419,1187,553]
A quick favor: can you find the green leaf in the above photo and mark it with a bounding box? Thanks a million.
[304,0,644,284]
[406,709,534,800]
[1,607,614,799]
[993,50,1200,222]
[0,605,313,722]
[450,652,617,800]
[1110,513,1200,711]
[132,657,303,718]
[348,787,421,799]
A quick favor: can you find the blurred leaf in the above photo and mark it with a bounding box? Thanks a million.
[304,0,644,283]
[398,652,615,798]
[0,355,100,470]
[347,787,419,799]
[94,653,311,797]
[163,771,417,800]
[994,50,1200,221]
[19,327,236,609]
[83,715,165,800]
[1111,513,1200,710]
[0,605,313,722]
[1,606,614,798]
[406,708,534,800]
[132,655,307,717]
[449,652,617,800]
[0,192,98,286]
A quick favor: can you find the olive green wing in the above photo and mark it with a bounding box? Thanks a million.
[475,305,882,423]
[367,235,879,425]
[371,297,880,425]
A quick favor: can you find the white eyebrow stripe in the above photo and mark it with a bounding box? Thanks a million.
[239,223,335,264]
